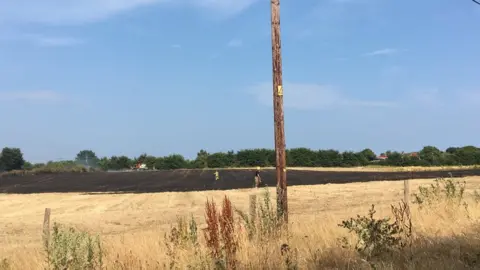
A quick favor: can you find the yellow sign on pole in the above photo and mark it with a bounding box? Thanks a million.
[277,85,283,96]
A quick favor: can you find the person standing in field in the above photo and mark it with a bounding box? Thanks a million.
[209,170,220,190]
[254,166,262,188]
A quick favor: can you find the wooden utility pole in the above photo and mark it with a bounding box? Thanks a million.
[270,0,288,223]
[404,171,411,206]
[404,179,410,205]
[43,208,51,248]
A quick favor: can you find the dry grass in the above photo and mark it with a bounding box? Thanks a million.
[1,177,480,269]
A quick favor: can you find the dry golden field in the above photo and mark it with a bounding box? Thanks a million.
[1,176,480,269]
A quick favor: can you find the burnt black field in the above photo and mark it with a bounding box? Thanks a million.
[1,168,480,194]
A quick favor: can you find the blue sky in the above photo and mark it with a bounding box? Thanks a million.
[0,0,479,163]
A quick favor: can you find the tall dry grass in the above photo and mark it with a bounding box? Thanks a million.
[1,177,480,269]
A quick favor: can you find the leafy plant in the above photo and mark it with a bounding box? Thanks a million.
[164,215,199,269]
[235,188,281,241]
[339,204,404,259]
[413,177,466,207]
[391,201,413,249]
[44,222,103,270]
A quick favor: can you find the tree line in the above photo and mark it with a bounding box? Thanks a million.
[1,145,480,172]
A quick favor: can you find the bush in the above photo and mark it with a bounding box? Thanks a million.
[235,188,282,241]
[413,176,466,208]
[338,202,412,260]
[164,215,199,269]
[44,223,103,270]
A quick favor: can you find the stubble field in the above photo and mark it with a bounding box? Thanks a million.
[2,174,480,269]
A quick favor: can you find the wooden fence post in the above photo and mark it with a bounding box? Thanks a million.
[249,194,257,223]
[43,208,51,248]
[404,178,410,206]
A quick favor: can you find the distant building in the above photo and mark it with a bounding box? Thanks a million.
[377,154,388,160]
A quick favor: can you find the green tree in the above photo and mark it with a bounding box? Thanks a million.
[454,146,480,165]
[287,148,317,167]
[75,150,99,168]
[236,149,275,167]
[0,147,25,171]
[97,157,110,171]
[154,157,166,170]
[446,147,460,154]
[355,151,370,166]
[385,151,404,166]
[360,148,376,161]
[207,152,231,168]
[193,149,209,168]
[225,150,237,167]
[136,153,148,164]
[342,151,361,167]
[163,154,188,169]
[108,155,132,170]
[419,146,443,166]
[317,150,342,167]
[23,161,34,170]
[143,155,157,169]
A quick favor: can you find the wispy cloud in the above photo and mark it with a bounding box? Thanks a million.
[0,33,84,47]
[407,87,449,109]
[0,0,259,25]
[330,0,372,4]
[0,0,158,25]
[363,48,399,56]
[35,37,84,47]
[248,82,396,111]
[403,87,480,112]
[0,90,64,103]
[458,91,480,106]
[171,44,182,49]
[227,39,243,47]
[191,0,259,18]
[293,0,380,42]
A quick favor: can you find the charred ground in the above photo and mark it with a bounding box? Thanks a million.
[1,168,480,194]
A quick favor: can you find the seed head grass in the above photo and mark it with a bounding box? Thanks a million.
[1,177,480,269]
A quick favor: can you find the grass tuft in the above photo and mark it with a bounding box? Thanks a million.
[3,177,480,269]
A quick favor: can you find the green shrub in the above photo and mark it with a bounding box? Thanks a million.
[164,215,199,269]
[235,188,282,241]
[338,203,412,260]
[44,223,103,270]
[413,177,466,207]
